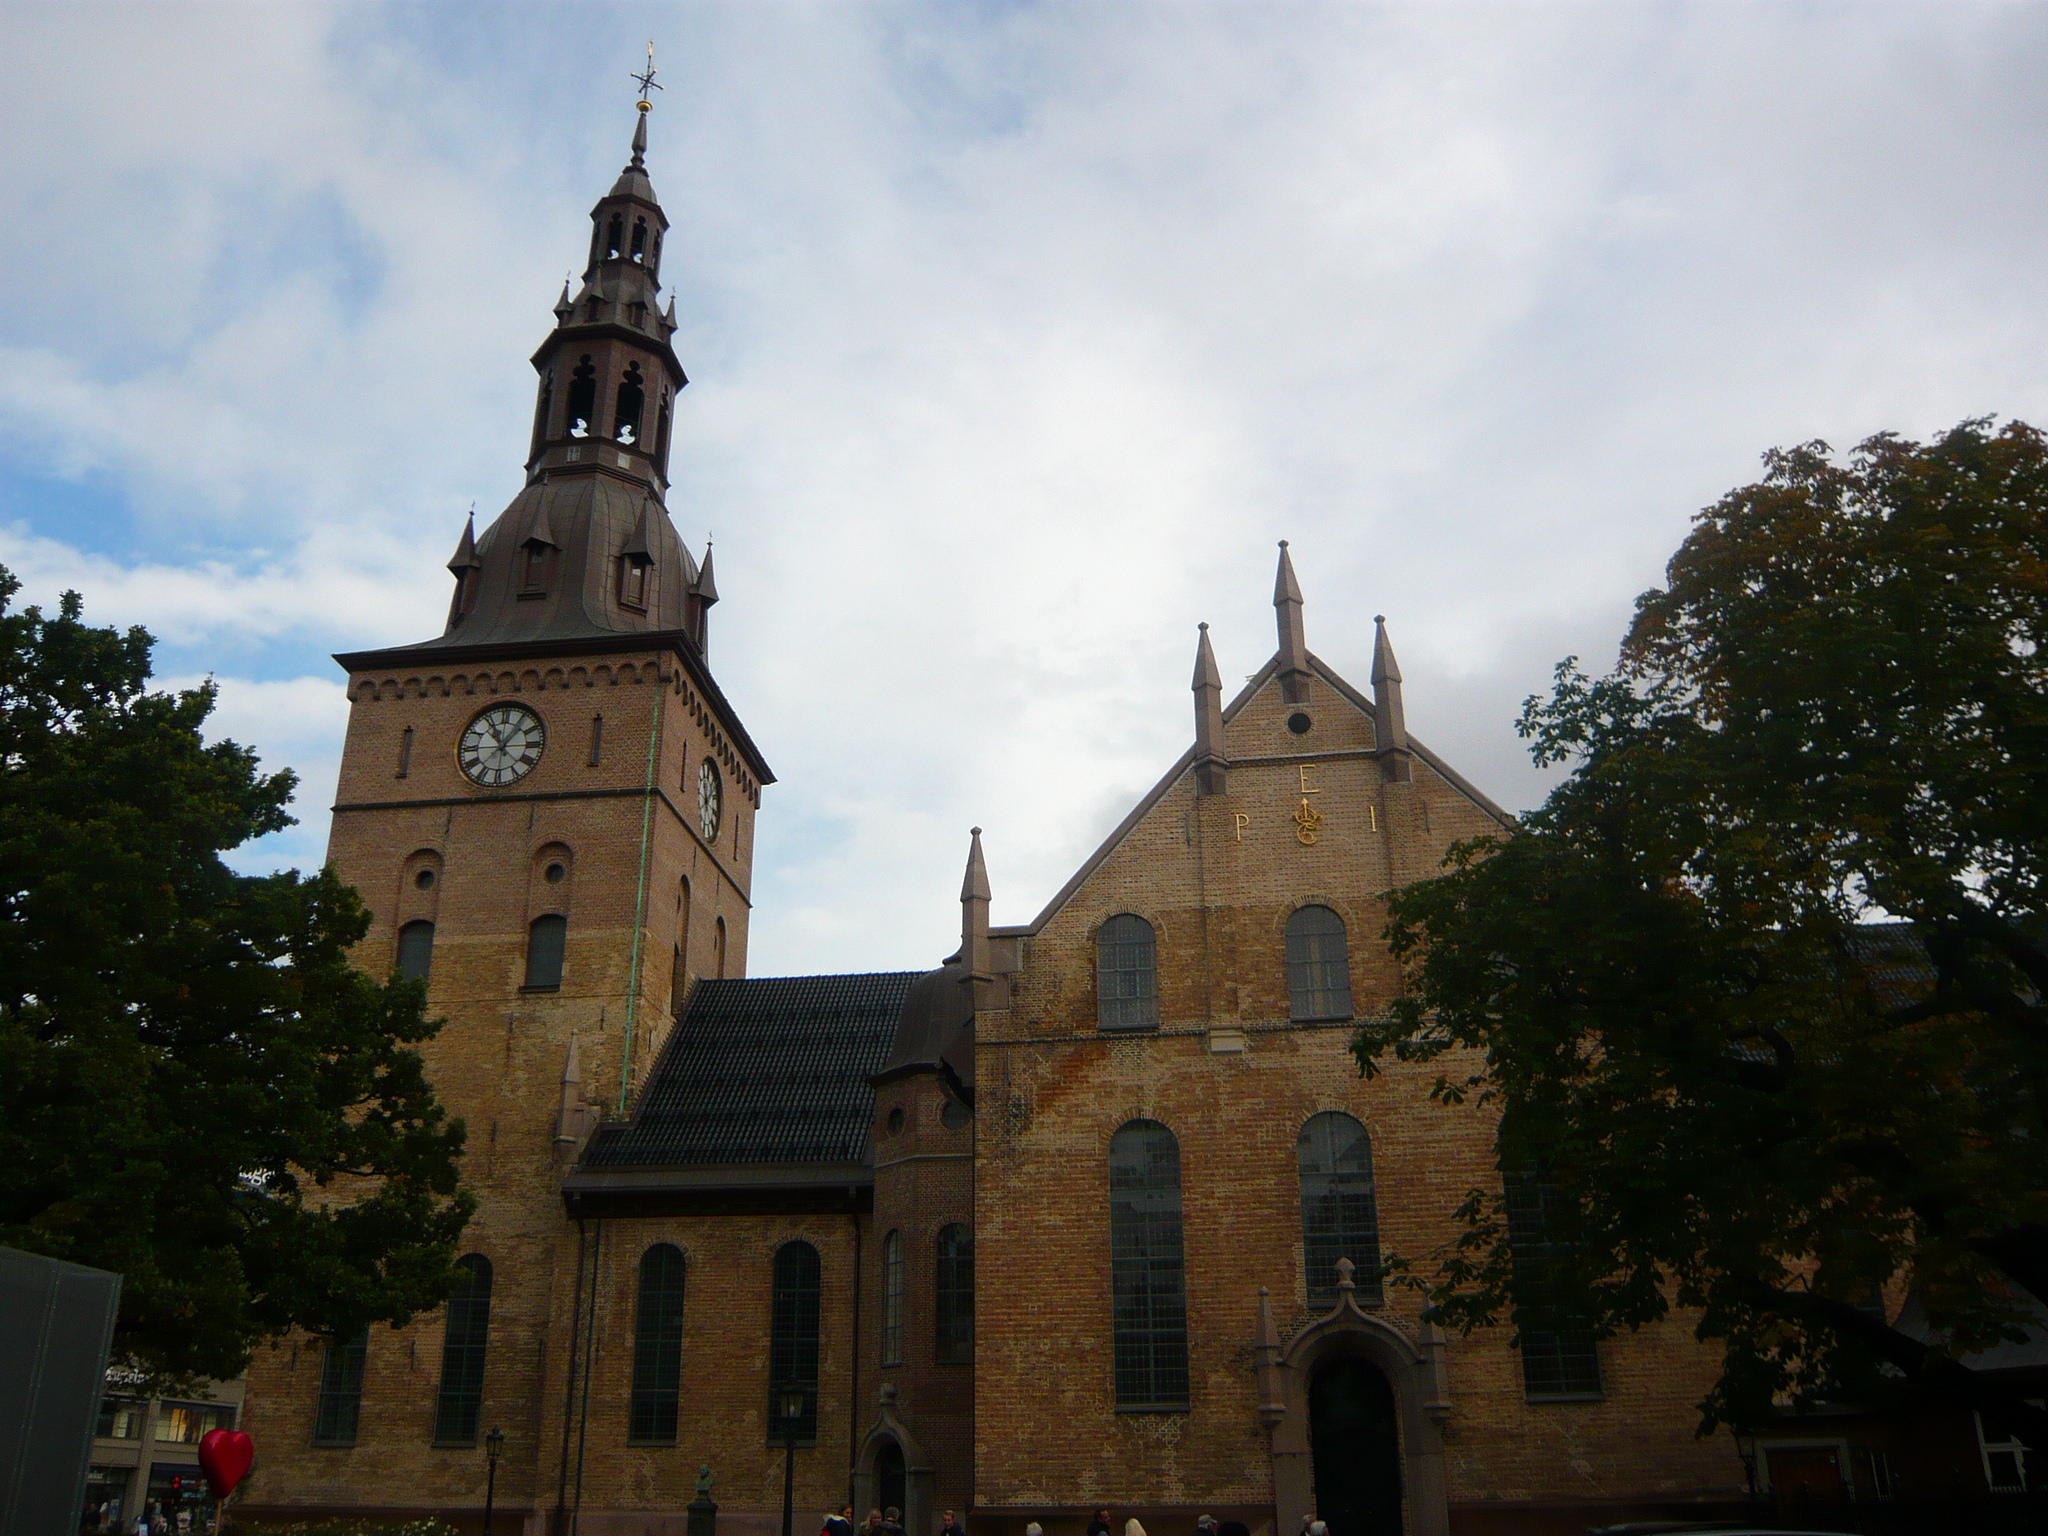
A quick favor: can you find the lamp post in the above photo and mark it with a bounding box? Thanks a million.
[1734,1429,1759,1512]
[483,1425,505,1536]
[776,1385,811,1536]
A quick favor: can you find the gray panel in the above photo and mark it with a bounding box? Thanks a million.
[0,1245,122,1536]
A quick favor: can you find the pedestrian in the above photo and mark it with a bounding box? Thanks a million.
[1196,1517,1217,1536]
[883,1506,905,1536]
[939,1511,965,1536]
[824,1506,855,1536]
[1086,1510,1112,1536]
[865,1510,884,1536]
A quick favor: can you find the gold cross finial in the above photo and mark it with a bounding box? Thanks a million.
[632,41,662,110]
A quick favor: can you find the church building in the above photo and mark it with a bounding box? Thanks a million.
[239,99,1760,1536]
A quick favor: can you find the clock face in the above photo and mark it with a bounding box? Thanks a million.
[697,758,722,841]
[458,704,545,787]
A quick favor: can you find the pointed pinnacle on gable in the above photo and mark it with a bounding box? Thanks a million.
[961,826,992,982]
[1192,622,1228,797]
[1273,540,1310,704]
[1372,612,1411,778]
[446,510,481,573]
[554,275,573,321]
[630,103,649,168]
[962,826,992,902]
[693,541,718,605]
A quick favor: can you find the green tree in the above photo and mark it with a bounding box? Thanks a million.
[0,568,473,1386]
[1355,419,2048,1441]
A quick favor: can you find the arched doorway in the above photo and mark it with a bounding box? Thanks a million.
[1309,1357,1402,1536]
[875,1438,906,1519]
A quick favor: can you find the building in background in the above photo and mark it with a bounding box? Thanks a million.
[84,1378,241,1533]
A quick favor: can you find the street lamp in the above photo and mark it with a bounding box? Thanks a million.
[776,1384,812,1536]
[483,1425,506,1536]
[1733,1429,1759,1511]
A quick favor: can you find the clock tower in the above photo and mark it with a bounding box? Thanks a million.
[244,92,772,1512]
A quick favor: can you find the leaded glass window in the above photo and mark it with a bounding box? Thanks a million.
[396,920,434,982]
[769,1241,821,1443]
[312,1328,368,1447]
[1298,1112,1382,1305]
[935,1225,973,1365]
[1097,914,1159,1030]
[1108,1120,1189,1408]
[629,1244,687,1442]
[525,914,567,989]
[1286,905,1352,1022]
[432,1254,492,1444]
[880,1230,904,1366]
[1504,1170,1603,1399]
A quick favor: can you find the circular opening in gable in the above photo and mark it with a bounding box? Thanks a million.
[1287,711,1313,735]
[940,1098,971,1130]
[545,862,567,885]
[414,868,437,890]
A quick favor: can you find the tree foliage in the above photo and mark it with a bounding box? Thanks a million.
[0,569,473,1386]
[1355,419,2048,1438]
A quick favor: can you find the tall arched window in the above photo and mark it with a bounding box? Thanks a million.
[432,1255,492,1445]
[605,211,624,259]
[880,1229,904,1366]
[1108,1120,1189,1408]
[629,1244,687,1442]
[1298,1112,1382,1304]
[769,1241,820,1442]
[525,914,567,990]
[613,363,646,445]
[935,1225,974,1364]
[1097,914,1159,1030]
[1286,905,1353,1022]
[311,1328,368,1447]
[566,356,597,438]
[630,216,648,263]
[396,920,435,983]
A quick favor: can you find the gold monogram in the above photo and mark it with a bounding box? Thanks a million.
[1293,798,1323,846]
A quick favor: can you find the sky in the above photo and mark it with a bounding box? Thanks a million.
[3,1,2046,974]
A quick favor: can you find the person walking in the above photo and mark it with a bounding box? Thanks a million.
[1086,1510,1112,1536]
[939,1511,965,1536]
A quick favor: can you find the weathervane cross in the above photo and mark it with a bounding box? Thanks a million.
[632,42,662,108]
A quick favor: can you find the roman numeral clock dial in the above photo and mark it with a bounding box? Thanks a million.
[458,704,545,787]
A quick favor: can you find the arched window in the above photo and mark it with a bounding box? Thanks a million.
[880,1229,904,1366]
[525,914,567,990]
[1504,1166,1604,1399]
[769,1241,821,1443]
[1096,913,1158,1030]
[1108,1120,1189,1408]
[614,363,646,445]
[606,211,624,260]
[530,370,553,460]
[630,216,648,263]
[650,230,664,276]
[566,356,597,438]
[396,920,435,983]
[433,1254,492,1444]
[935,1224,974,1364]
[629,1244,687,1442]
[1286,905,1353,1022]
[311,1328,368,1446]
[714,916,727,980]
[1298,1112,1382,1304]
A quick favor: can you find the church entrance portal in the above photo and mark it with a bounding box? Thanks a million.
[875,1438,905,1519]
[1309,1357,1403,1536]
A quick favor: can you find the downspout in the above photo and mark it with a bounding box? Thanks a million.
[619,665,667,1113]
[848,1209,863,1512]
[571,1219,604,1536]
[552,1219,589,1536]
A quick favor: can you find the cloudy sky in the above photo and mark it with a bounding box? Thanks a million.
[3,2,2046,973]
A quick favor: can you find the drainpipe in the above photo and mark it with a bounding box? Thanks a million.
[618,666,667,1113]
[552,1219,589,1536]
[848,1209,863,1512]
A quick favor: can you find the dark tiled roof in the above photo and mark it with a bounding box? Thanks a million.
[581,972,921,1169]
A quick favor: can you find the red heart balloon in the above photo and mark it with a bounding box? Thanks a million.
[197,1429,254,1499]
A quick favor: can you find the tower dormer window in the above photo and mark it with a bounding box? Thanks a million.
[631,217,647,263]
[606,212,624,259]
[620,553,651,611]
[585,297,600,323]
[614,363,645,446]
[567,357,596,438]
[521,540,552,595]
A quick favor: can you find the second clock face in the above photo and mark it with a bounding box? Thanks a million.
[459,704,545,787]
[697,758,722,842]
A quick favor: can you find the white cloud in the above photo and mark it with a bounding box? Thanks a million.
[4,2,2048,971]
